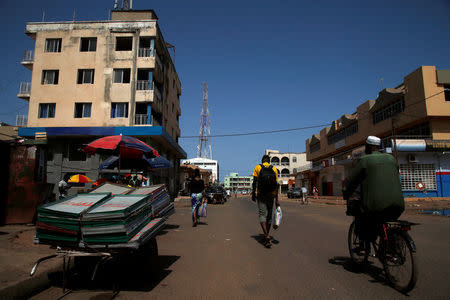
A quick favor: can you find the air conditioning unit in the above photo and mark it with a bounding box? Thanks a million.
[407,154,418,163]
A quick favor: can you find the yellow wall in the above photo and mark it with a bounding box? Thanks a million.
[24,21,181,141]
[306,66,450,162]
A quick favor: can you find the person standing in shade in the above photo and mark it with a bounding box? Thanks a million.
[251,155,280,248]
[58,174,71,200]
[189,168,205,227]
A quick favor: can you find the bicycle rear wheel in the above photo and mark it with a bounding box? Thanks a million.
[382,231,418,293]
[348,221,369,264]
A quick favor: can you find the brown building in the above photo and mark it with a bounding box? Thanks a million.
[17,10,186,197]
[179,164,212,194]
[305,66,450,198]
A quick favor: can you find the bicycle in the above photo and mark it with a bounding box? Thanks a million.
[348,218,418,293]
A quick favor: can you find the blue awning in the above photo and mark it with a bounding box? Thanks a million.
[99,155,173,170]
[18,126,186,159]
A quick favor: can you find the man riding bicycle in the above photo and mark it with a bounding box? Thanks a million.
[343,136,405,246]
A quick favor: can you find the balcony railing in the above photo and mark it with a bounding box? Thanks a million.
[138,47,154,57]
[22,50,34,62]
[136,80,152,91]
[19,82,31,94]
[135,114,151,125]
[16,115,27,127]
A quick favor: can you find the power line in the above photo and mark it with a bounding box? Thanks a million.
[180,90,445,139]
[180,124,330,139]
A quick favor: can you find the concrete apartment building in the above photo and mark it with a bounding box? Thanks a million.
[264,149,307,192]
[305,66,450,198]
[17,10,186,197]
[224,172,253,194]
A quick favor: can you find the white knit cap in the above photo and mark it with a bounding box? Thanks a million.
[366,136,381,146]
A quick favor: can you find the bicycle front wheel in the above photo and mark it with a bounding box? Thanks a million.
[382,231,418,293]
[348,221,369,264]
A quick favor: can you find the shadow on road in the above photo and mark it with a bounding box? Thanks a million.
[157,223,180,236]
[48,254,180,294]
[250,234,280,247]
[329,256,388,287]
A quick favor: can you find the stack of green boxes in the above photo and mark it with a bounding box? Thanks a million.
[81,194,153,243]
[36,193,112,244]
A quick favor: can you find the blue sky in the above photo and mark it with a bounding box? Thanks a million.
[1,0,449,180]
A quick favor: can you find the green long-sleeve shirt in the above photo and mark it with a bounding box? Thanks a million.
[344,152,405,213]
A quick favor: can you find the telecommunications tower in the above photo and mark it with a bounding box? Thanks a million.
[197,82,212,159]
[114,0,132,10]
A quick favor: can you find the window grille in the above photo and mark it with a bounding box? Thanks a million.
[327,122,358,145]
[373,98,405,124]
[399,164,436,191]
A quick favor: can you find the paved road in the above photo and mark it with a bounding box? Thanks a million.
[32,197,450,299]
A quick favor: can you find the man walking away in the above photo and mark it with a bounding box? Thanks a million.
[343,136,405,246]
[301,186,308,204]
[252,155,280,248]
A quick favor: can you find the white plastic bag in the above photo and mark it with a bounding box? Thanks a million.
[273,206,282,229]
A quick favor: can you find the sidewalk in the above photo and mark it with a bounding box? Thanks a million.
[174,194,450,214]
[0,225,61,299]
[279,195,450,214]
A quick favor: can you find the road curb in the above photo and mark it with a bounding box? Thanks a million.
[0,263,61,300]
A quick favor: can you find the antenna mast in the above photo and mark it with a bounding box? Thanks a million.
[197,82,212,159]
[114,0,132,10]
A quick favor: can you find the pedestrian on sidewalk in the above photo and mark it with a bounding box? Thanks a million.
[301,186,308,204]
[313,186,319,199]
[189,168,205,227]
[251,155,280,248]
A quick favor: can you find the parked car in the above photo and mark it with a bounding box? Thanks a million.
[179,189,190,196]
[287,188,302,199]
[205,186,225,204]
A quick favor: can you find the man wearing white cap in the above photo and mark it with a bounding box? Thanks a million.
[344,136,405,245]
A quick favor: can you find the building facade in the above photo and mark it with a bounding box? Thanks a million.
[264,149,307,192]
[224,172,253,193]
[179,164,212,194]
[17,10,186,197]
[181,157,219,183]
[305,66,450,198]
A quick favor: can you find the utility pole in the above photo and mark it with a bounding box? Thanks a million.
[197,82,212,159]
[391,116,399,162]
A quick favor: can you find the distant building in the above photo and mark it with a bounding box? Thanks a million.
[224,172,253,193]
[16,10,186,197]
[305,66,450,197]
[181,157,219,182]
[264,150,307,192]
[179,163,212,194]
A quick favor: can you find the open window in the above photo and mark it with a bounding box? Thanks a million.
[80,37,97,52]
[116,37,133,51]
[113,69,131,83]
